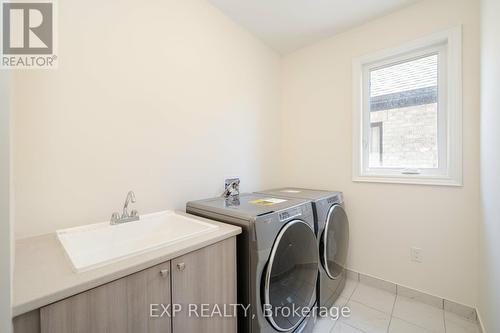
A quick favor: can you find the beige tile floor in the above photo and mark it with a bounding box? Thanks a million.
[313,279,481,333]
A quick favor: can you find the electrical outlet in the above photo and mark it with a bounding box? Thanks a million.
[411,247,423,263]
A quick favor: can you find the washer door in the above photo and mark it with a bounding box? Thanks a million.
[263,220,318,332]
[321,204,349,280]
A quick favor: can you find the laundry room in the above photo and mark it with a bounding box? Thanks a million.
[1,0,499,332]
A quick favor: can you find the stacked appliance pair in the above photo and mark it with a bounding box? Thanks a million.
[186,188,349,333]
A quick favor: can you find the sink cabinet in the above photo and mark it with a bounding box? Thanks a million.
[41,260,172,333]
[13,237,237,333]
[171,238,237,333]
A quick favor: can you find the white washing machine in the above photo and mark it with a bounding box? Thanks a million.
[187,193,318,333]
[256,188,349,308]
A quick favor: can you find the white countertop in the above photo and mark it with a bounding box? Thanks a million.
[12,212,241,317]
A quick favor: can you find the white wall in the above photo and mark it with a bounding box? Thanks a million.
[280,0,480,306]
[478,0,500,331]
[0,72,12,331]
[12,0,282,238]
[11,0,484,311]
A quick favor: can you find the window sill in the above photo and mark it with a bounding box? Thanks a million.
[352,174,463,187]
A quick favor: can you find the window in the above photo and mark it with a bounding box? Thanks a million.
[352,27,463,186]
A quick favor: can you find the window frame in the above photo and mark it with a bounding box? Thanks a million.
[352,27,463,186]
[370,121,383,164]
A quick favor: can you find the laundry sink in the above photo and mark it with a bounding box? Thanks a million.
[57,211,218,273]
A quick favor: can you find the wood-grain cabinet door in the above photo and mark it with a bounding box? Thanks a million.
[40,261,172,333]
[171,237,237,333]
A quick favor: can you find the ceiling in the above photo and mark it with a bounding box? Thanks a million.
[208,0,419,54]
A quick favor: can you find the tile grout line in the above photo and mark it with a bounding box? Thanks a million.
[386,292,398,333]
[380,293,446,333]
[344,297,396,333]
[329,279,359,332]
[343,321,368,333]
[349,280,435,333]
[389,293,447,333]
[348,278,397,316]
[391,316,435,333]
[321,275,479,333]
[443,307,447,333]
[341,283,370,333]
[327,279,361,333]
[349,299,391,315]
[347,278,359,301]
[347,275,476,333]
[353,269,478,323]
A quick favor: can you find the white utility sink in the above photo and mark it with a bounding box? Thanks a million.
[57,211,218,273]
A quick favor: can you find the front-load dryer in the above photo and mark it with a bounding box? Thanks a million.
[186,193,318,333]
[256,188,349,308]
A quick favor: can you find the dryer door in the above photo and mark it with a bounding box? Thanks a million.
[263,220,318,332]
[321,204,349,280]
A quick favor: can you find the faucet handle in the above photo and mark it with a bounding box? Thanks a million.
[127,191,136,203]
[130,209,138,217]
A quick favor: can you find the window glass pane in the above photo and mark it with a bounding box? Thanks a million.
[369,54,439,169]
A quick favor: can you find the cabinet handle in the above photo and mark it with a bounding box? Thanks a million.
[160,269,169,277]
[176,263,186,271]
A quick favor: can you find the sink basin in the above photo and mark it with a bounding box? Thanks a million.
[57,211,218,273]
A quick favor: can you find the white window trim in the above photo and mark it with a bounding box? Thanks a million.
[352,26,463,186]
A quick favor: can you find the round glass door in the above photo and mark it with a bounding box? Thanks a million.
[263,220,318,332]
[321,204,349,280]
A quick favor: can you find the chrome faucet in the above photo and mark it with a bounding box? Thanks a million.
[222,178,240,207]
[122,190,136,218]
[222,178,240,199]
[110,191,139,225]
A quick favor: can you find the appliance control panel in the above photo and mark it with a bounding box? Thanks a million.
[327,193,343,204]
[279,207,302,222]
